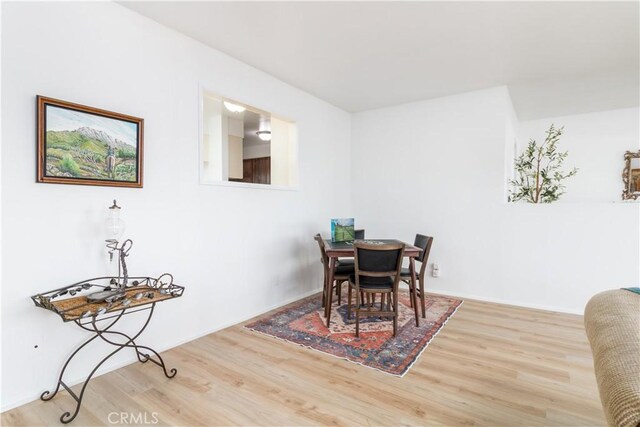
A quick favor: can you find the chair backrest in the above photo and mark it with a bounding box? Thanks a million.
[354,242,405,288]
[414,234,434,277]
[354,229,365,240]
[314,234,329,267]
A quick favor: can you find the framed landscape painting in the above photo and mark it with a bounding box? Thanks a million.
[331,218,355,242]
[37,96,144,187]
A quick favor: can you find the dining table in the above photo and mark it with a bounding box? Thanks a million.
[323,239,423,327]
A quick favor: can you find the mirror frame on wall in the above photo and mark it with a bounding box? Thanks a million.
[198,86,299,191]
[622,150,640,200]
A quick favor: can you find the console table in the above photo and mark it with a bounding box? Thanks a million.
[31,274,184,424]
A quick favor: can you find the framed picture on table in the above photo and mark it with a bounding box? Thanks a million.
[331,218,355,242]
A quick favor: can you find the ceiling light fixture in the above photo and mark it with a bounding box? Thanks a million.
[223,101,245,113]
[256,130,271,141]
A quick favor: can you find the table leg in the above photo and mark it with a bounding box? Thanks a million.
[41,304,176,424]
[410,258,420,327]
[39,310,124,403]
[92,330,177,379]
[39,334,99,403]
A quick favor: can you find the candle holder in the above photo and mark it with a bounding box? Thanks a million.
[87,200,131,302]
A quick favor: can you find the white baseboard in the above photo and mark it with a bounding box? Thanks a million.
[427,288,584,315]
[1,286,323,413]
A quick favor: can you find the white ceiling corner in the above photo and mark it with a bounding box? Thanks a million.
[119,1,640,120]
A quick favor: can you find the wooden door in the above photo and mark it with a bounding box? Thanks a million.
[241,159,253,183]
[252,157,271,184]
[233,158,270,184]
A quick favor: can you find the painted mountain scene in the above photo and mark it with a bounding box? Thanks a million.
[44,105,139,182]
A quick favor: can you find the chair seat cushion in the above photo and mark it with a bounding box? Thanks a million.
[334,264,355,275]
[349,274,393,289]
[337,258,354,266]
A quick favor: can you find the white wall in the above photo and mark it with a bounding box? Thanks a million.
[351,87,639,315]
[271,117,297,187]
[1,2,351,411]
[518,108,640,202]
[202,96,224,181]
[244,144,271,160]
[2,0,638,415]
[228,135,244,179]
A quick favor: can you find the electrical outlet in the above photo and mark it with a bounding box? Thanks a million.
[432,263,440,278]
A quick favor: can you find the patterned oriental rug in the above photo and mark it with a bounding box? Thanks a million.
[245,289,463,376]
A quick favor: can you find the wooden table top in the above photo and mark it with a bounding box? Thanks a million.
[32,278,185,322]
[324,239,422,258]
[44,286,181,322]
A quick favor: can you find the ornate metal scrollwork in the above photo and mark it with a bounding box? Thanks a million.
[622,150,640,200]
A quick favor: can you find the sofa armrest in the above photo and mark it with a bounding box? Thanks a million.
[585,289,640,427]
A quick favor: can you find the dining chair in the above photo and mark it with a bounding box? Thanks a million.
[400,234,433,318]
[336,228,365,301]
[314,234,353,311]
[336,229,365,268]
[348,241,405,337]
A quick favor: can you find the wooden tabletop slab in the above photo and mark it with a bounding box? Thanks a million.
[324,239,422,258]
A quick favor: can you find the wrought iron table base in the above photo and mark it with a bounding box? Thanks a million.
[40,303,176,424]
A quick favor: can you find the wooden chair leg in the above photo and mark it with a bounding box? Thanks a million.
[419,278,426,318]
[347,283,352,319]
[409,281,414,308]
[322,272,327,308]
[392,290,398,336]
[355,288,361,337]
[326,280,333,328]
[337,282,342,305]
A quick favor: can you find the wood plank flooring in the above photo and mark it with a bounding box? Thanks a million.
[1,294,606,426]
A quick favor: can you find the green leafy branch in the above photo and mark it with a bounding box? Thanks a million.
[509,124,578,203]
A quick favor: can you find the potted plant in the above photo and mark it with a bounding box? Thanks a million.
[509,124,578,203]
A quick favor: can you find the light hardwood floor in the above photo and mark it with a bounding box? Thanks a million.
[2,294,606,426]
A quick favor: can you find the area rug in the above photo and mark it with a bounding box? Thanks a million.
[245,289,462,376]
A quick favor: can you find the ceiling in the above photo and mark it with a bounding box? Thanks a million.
[240,108,270,147]
[120,1,639,120]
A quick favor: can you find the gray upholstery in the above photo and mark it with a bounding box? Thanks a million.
[337,229,365,267]
[335,264,355,275]
[414,234,433,263]
[355,247,403,272]
[348,274,393,289]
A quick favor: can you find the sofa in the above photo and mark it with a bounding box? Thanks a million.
[585,289,640,427]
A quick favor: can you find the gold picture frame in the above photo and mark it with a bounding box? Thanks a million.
[37,96,144,188]
[622,150,640,200]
